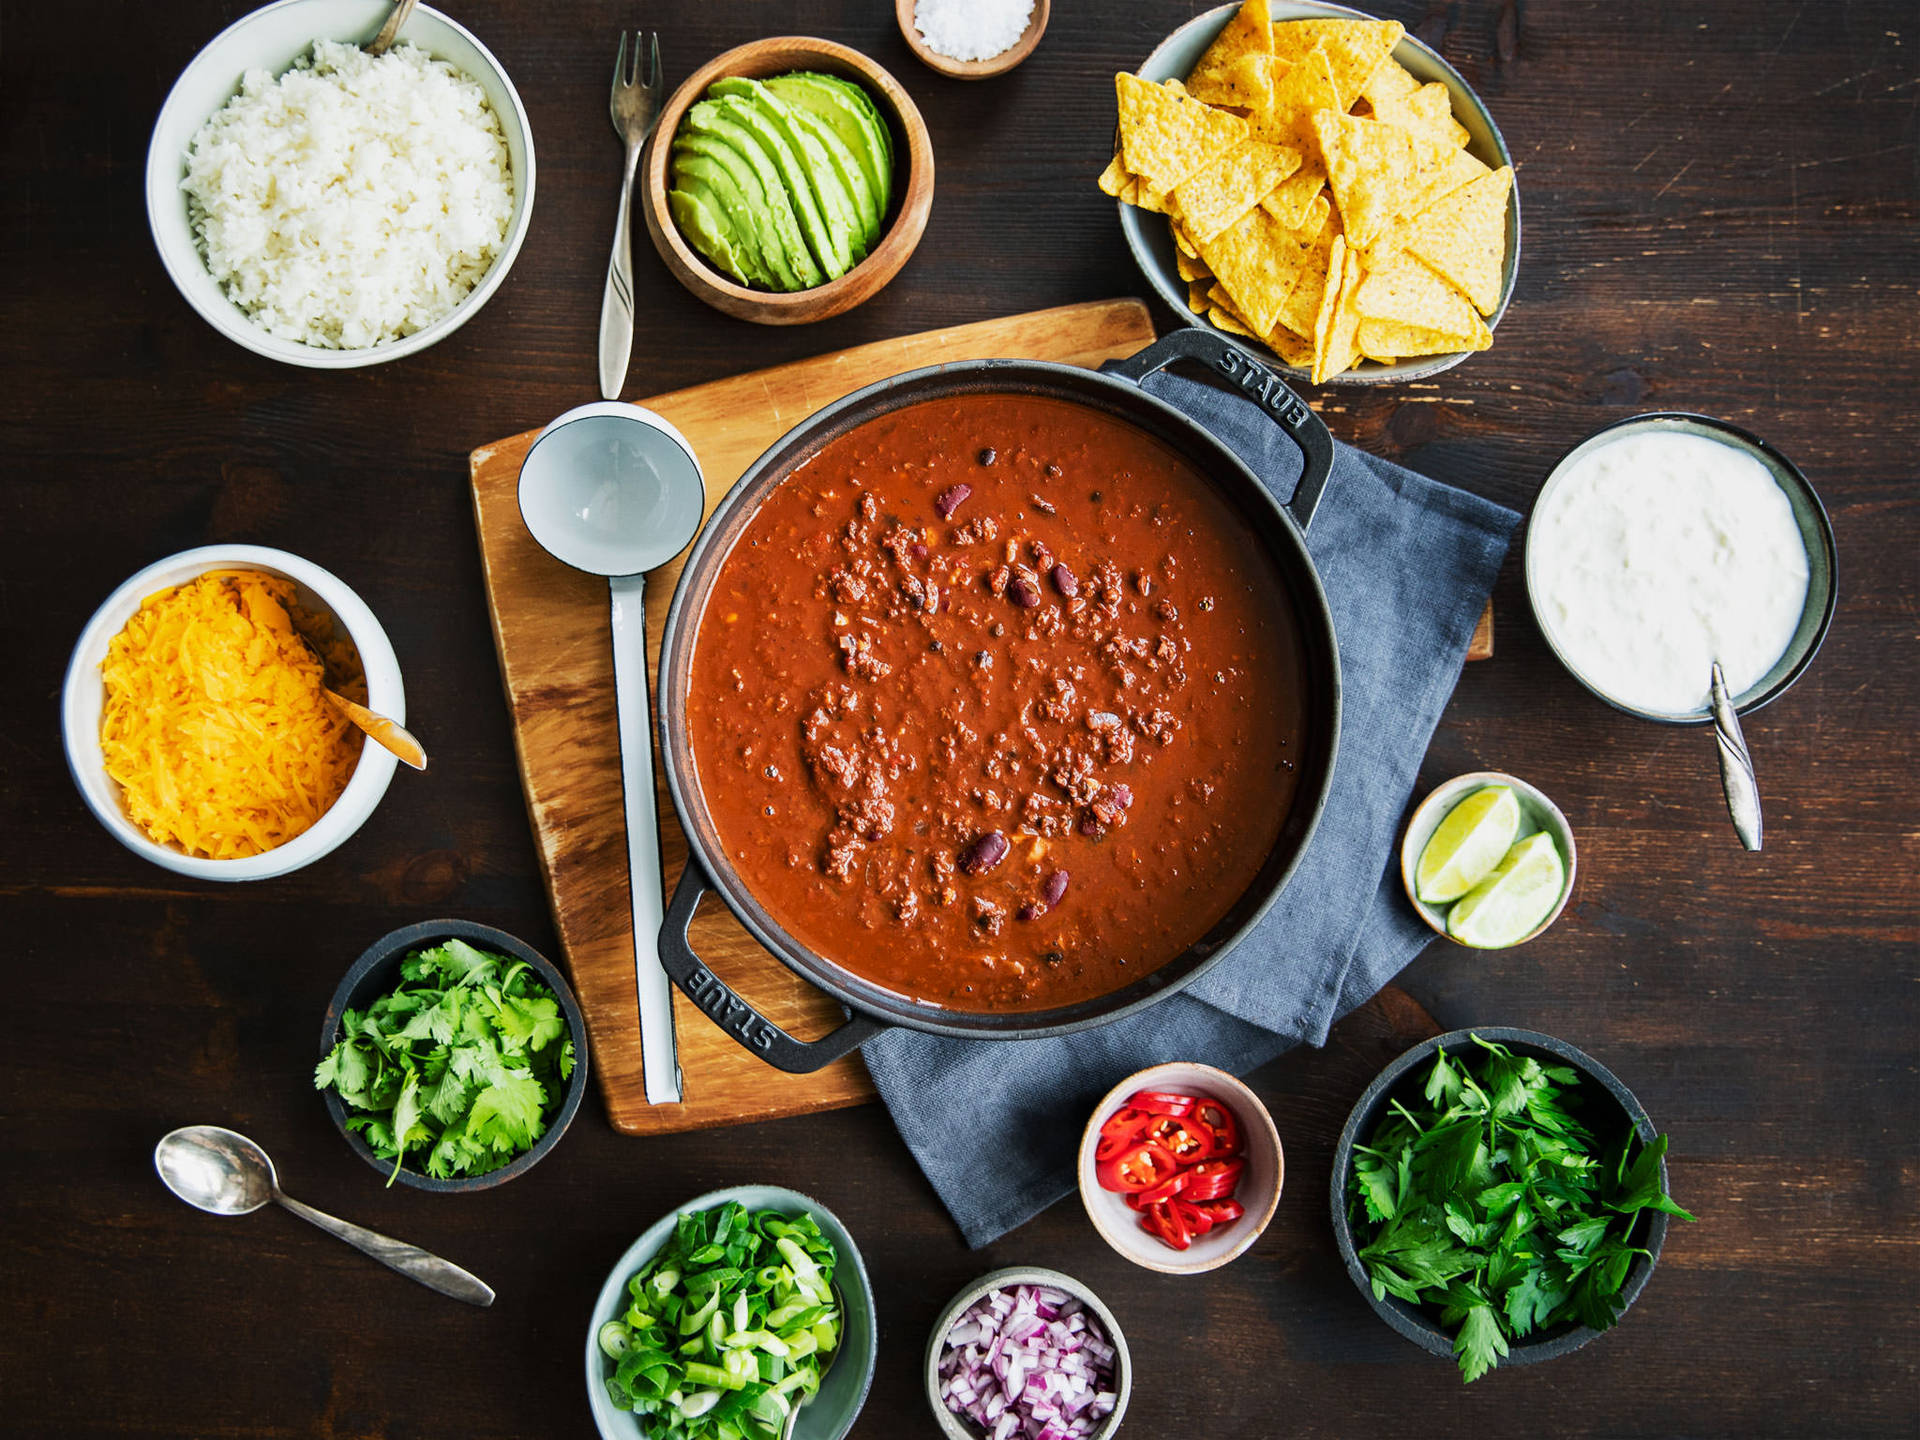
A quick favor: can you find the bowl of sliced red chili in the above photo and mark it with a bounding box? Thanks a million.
[1076,1062,1282,1274]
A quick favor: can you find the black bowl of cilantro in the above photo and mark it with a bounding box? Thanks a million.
[1331,1028,1693,1383]
[317,919,589,1192]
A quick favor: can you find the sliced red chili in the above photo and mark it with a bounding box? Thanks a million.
[1180,1158,1245,1202]
[1140,1200,1191,1251]
[1193,1098,1243,1157]
[1169,1197,1214,1237]
[1094,1139,1179,1193]
[1127,1089,1198,1118]
[1094,1108,1153,1162]
[1194,1198,1245,1225]
[1133,1169,1191,1207]
[1142,1115,1214,1163]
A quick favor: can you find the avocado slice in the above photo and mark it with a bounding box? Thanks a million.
[707,92,849,280]
[710,76,868,271]
[768,92,880,258]
[670,135,798,290]
[677,104,824,290]
[668,183,756,287]
[763,73,894,218]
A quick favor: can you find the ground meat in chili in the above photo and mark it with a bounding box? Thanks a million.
[686,394,1306,1012]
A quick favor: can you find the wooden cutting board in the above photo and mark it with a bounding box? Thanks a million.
[469,299,1492,1137]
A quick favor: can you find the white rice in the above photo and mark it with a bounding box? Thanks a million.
[913,0,1034,63]
[182,39,513,349]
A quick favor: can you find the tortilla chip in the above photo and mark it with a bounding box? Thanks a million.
[1194,204,1306,336]
[1187,0,1275,106]
[1208,302,1259,338]
[1271,18,1405,109]
[1361,58,1421,111]
[1187,279,1212,314]
[1398,165,1512,315]
[1173,140,1303,243]
[1313,110,1462,250]
[1355,251,1483,336]
[1175,247,1212,282]
[1134,180,1177,215]
[1272,211,1341,339]
[1096,152,1129,197]
[1356,312,1492,357]
[1292,191,1332,240]
[1262,325,1315,368]
[1245,48,1339,153]
[1373,82,1472,151]
[1260,169,1325,229]
[1116,72,1249,192]
[1313,245,1367,384]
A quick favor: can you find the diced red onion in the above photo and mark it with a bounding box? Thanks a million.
[939,1285,1116,1438]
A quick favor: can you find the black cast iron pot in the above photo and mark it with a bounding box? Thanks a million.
[655,329,1341,1071]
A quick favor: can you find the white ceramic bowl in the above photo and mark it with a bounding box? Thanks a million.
[925,1266,1131,1440]
[1399,770,1577,946]
[586,1186,878,1440]
[62,545,405,880]
[1121,1,1520,385]
[1076,1061,1283,1275]
[146,0,536,368]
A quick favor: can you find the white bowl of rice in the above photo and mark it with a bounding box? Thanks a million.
[146,0,534,367]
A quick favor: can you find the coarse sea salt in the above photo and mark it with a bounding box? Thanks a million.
[914,0,1035,63]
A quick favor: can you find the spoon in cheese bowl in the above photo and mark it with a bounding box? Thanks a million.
[518,401,706,1105]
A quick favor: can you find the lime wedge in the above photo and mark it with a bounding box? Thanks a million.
[1416,785,1521,904]
[1447,832,1566,948]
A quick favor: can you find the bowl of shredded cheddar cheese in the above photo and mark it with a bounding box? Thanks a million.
[62,545,405,879]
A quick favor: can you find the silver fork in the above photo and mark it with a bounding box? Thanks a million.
[600,31,664,399]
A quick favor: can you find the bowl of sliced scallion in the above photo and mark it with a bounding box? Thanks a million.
[587,1186,877,1440]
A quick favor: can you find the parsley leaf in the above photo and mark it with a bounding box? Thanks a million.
[1346,1036,1694,1382]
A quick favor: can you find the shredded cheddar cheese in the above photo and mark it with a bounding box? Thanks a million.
[99,570,365,859]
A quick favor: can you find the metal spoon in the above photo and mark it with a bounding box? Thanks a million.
[1710,661,1763,851]
[364,0,419,58]
[297,632,428,771]
[777,1282,845,1440]
[154,1125,494,1307]
[517,402,706,1105]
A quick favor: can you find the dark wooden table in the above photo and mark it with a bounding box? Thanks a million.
[4,2,1916,1435]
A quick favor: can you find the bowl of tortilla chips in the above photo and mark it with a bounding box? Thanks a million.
[1099,0,1519,385]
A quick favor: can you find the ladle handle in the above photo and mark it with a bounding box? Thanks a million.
[610,574,682,1103]
[1710,662,1763,851]
[273,1193,494,1307]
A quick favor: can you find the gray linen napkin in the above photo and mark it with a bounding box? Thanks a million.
[863,370,1519,1246]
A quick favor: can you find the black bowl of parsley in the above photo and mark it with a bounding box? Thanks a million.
[1331,1028,1692,1382]
[317,919,589,1192]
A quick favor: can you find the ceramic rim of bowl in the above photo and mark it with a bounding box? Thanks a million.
[1524,410,1839,725]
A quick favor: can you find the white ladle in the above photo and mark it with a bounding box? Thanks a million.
[518,402,705,1104]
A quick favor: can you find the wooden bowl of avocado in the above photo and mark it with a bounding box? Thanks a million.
[643,37,935,325]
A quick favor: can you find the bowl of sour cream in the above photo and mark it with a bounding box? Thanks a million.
[1525,413,1837,724]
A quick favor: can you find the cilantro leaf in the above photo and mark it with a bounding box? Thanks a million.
[1452,1301,1510,1383]
[314,941,570,1182]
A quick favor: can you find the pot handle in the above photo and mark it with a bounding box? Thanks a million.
[656,857,888,1074]
[1105,327,1336,532]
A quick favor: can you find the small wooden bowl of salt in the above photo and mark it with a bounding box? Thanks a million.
[897,0,1049,80]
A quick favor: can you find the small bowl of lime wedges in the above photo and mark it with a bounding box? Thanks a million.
[1401,772,1576,948]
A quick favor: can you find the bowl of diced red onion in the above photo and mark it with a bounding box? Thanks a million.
[926,1267,1131,1440]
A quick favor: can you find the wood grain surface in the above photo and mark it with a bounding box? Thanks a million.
[2,3,1916,1438]
[471,301,1157,1135]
